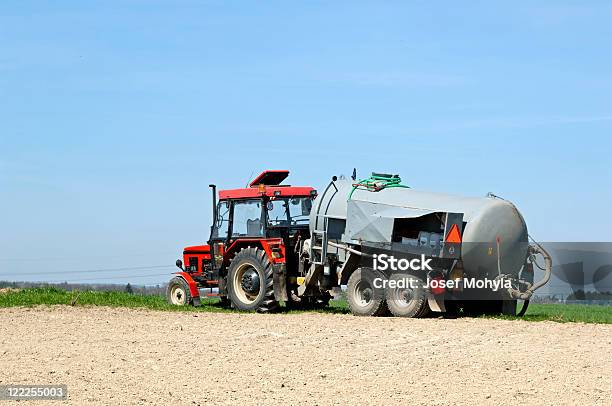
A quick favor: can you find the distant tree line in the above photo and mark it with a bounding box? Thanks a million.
[566,290,612,301]
[0,280,166,296]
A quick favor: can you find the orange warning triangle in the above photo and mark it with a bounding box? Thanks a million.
[446,224,462,243]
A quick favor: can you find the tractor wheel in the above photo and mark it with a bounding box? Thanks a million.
[167,277,192,306]
[227,247,278,313]
[346,268,388,317]
[385,273,428,318]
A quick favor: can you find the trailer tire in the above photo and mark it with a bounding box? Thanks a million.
[385,273,428,318]
[167,277,192,306]
[346,268,388,317]
[227,247,278,313]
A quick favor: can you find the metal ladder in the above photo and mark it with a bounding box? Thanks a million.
[310,228,328,266]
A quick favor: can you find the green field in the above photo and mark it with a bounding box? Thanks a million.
[503,303,612,324]
[0,288,349,315]
[0,288,610,324]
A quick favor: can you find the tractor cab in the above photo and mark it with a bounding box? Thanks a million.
[212,170,315,242]
[208,170,315,270]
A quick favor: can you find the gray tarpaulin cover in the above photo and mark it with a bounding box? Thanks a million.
[345,200,434,243]
[344,186,490,243]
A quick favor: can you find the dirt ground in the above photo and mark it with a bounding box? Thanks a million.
[0,306,610,405]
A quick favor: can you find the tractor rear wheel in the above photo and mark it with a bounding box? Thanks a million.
[385,273,428,318]
[227,247,278,313]
[167,277,192,306]
[346,268,388,317]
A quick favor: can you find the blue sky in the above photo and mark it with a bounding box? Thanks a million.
[1,1,611,284]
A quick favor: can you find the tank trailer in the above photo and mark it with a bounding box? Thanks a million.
[168,170,551,317]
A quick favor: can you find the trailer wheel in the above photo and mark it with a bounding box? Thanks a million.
[346,268,388,317]
[167,277,192,306]
[385,273,427,318]
[227,247,278,313]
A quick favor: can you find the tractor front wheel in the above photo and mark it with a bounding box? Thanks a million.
[227,247,278,313]
[167,277,192,306]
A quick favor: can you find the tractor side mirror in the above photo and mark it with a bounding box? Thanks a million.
[175,259,184,270]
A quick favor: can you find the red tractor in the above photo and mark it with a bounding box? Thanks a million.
[167,170,322,312]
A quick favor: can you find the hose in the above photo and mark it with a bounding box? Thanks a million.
[526,241,553,293]
[348,173,410,199]
[505,241,553,302]
[517,300,530,317]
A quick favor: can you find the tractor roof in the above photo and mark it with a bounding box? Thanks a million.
[219,170,315,200]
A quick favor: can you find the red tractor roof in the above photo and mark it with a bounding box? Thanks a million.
[219,170,315,200]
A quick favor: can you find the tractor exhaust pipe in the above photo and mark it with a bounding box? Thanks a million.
[209,184,217,240]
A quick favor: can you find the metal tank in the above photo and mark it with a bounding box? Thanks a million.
[310,175,530,279]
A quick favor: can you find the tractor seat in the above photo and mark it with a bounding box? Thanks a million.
[247,219,263,236]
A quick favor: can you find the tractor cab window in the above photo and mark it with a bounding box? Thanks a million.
[266,197,312,226]
[266,199,289,227]
[212,201,230,240]
[288,197,312,225]
[232,200,264,237]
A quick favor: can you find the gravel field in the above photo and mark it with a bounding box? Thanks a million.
[0,306,610,405]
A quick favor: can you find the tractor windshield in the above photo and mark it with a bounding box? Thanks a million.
[266,197,312,227]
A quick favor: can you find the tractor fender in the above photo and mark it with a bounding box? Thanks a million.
[224,238,285,265]
[173,272,201,302]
